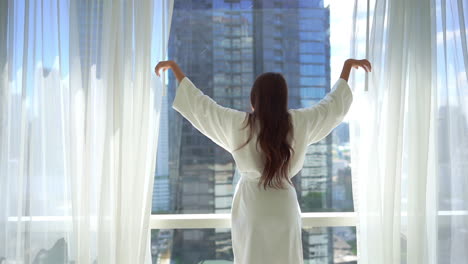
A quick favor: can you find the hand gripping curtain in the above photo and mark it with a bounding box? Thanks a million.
[349,0,468,263]
[0,0,174,263]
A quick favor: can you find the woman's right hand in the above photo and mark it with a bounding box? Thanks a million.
[340,59,372,81]
[155,60,175,77]
[347,59,372,72]
[155,60,186,82]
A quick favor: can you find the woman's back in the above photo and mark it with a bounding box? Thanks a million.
[230,77,353,184]
[171,75,352,264]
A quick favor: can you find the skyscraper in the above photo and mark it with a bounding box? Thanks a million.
[153,95,171,213]
[76,1,103,81]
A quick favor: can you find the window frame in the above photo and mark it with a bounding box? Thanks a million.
[150,212,358,229]
[149,210,468,229]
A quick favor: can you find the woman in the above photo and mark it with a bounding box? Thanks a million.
[155,58,371,264]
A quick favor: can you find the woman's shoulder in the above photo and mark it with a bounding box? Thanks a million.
[227,109,249,128]
[288,108,307,121]
[288,108,312,131]
[229,108,249,121]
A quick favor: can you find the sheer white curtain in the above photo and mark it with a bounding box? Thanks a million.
[433,1,468,262]
[349,0,467,263]
[0,0,173,263]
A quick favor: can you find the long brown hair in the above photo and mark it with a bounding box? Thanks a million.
[233,72,295,190]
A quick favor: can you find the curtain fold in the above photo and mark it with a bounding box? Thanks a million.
[350,0,467,263]
[0,0,173,263]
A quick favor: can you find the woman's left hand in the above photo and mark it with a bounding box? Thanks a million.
[155,60,175,77]
[155,60,186,82]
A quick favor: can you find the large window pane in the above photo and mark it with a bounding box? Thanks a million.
[153,0,353,215]
[152,0,355,262]
[151,227,357,263]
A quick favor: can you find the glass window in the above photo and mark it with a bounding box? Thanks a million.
[300,20,326,31]
[301,64,326,75]
[301,77,328,86]
[159,1,347,212]
[299,9,326,18]
[154,1,355,262]
[300,42,326,53]
[300,54,326,63]
[151,227,357,263]
[300,31,326,41]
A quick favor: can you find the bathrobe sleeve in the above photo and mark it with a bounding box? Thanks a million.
[172,76,243,153]
[297,78,353,145]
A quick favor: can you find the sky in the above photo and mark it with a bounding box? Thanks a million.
[327,0,357,81]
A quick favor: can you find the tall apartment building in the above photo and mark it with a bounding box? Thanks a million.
[153,95,171,213]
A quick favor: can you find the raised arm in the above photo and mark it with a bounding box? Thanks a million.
[299,78,353,144]
[297,58,371,145]
[155,60,244,153]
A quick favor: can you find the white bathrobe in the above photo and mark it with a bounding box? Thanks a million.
[172,76,353,264]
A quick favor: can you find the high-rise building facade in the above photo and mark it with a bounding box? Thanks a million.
[153,95,171,213]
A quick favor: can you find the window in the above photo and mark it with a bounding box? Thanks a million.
[150,226,357,263]
[152,1,356,263]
